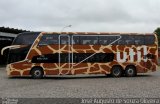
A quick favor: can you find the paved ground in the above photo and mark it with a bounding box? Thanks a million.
[0,67,160,98]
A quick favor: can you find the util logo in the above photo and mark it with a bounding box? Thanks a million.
[117,46,148,62]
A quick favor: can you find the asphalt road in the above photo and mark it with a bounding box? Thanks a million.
[0,67,160,99]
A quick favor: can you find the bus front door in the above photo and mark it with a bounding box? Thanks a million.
[59,35,71,75]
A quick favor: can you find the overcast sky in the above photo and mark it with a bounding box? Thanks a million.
[0,0,160,33]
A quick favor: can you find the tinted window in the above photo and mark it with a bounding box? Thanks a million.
[8,45,32,64]
[145,35,155,45]
[60,36,69,44]
[13,32,40,45]
[80,36,98,45]
[32,54,59,63]
[116,35,134,45]
[99,36,108,45]
[125,36,135,45]
[73,53,114,63]
[72,36,79,44]
[99,36,119,45]
[108,36,119,45]
[39,34,59,45]
[32,53,114,63]
[134,35,144,45]
[60,53,69,62]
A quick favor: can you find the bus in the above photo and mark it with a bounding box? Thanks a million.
[1,32,158,78]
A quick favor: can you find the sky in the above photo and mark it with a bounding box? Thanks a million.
[0,0,160,33]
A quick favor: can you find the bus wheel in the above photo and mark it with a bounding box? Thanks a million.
[31,67,44,79]
[125,66,136,77]
[111,66,123,77]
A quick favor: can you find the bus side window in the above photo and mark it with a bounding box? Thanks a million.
[72,36,79,44]
[116,35,134,45]
[117,35,125,45]
[99,36,108,45]
[80,36,98,45]
[108,36,118,45]
[134,35,144,45]
[60,36,69,44]
[145,35,155,45]
[38,34,58,46]
[99,36,119,45]
[125,35,134,45]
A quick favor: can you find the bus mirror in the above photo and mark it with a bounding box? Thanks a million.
[1,46,10,55]
[1,45,21,55]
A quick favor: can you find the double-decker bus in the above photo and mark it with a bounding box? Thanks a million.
[1,32,158,78]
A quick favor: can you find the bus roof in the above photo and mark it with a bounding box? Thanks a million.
[41,32,154,35]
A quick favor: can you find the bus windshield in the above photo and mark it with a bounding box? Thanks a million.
[8,32,40,64]
[12,32,40,45]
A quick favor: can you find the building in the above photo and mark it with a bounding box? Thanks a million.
[0,27,30,65]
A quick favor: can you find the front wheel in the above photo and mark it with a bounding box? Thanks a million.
[111,66,123,77]
[31,67,44,79]
[125,66,136,77]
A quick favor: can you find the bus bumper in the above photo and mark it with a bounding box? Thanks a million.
[6,64,22,77]
[6,64,11,77]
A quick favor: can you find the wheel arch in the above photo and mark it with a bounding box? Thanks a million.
[125,65,137,72]
[111,65,124,70]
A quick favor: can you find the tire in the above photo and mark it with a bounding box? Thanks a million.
[111,66,123,77]
[31,67,44,79]
[125,66,136,77]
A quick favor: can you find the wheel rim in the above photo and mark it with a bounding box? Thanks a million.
[113,68,121,76]
[34,70,41,77]
[127,68,134,75]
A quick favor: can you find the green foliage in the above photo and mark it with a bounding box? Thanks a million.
[154,28,160,46]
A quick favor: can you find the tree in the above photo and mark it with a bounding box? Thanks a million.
[154,27,160,46]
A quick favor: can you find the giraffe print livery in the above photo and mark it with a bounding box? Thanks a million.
[5,32,158,77]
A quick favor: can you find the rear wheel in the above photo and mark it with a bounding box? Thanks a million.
[31,67,44,79]
[125,66,136,77]
[111,66,123,77]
